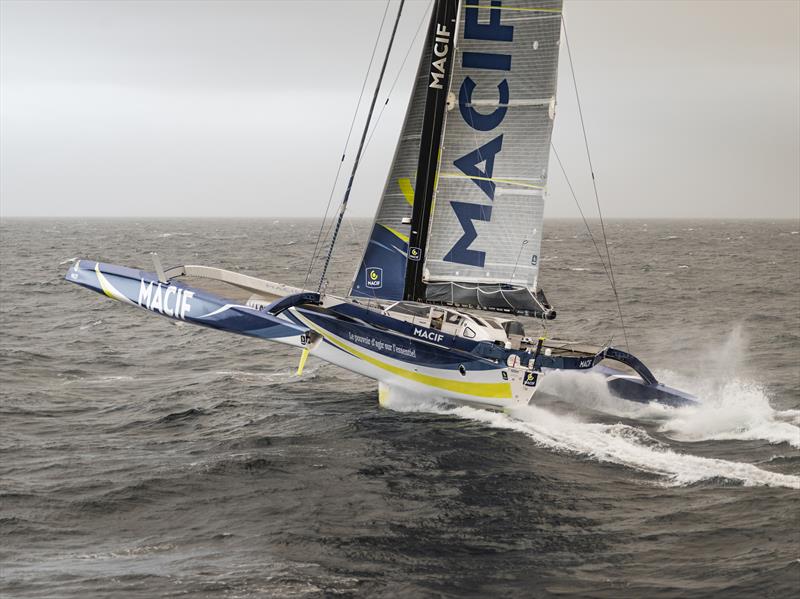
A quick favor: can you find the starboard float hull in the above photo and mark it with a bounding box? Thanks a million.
[65,260,697,409]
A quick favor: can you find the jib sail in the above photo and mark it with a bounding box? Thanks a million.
[350,0,458,300]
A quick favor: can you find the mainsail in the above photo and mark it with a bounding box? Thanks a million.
[352,0,561,318]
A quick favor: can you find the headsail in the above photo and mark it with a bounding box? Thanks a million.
[350,0,459,301]
[422,0,562,317]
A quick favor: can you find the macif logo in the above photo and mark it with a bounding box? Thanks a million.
[444,1,514,268]
[429,23,451,89]
[365,267,383,289]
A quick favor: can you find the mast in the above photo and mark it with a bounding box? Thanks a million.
[317,0,405,293]
[403,0,459,302]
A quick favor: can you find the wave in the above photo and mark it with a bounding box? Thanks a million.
[385,393,799,489]
[539,369,800,450]
[381,326,799,489]
[656,327,800,448]
[544,327,800,449]
[657,379,800,448]
[212,365,322,384]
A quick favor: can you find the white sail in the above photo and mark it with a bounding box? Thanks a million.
[422,0,562,313]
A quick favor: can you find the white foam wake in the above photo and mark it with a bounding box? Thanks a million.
[539,369,800,449]
[385,393,800,489]
[540,326,800,449]
[383,325,799,488]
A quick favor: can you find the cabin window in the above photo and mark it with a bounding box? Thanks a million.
[389,302,430,317]
[487,320,504,330]
[502,320,526,337]
[445,312,462,324]
[463,327,476,338]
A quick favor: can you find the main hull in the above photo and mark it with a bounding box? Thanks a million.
[65,260,536,408]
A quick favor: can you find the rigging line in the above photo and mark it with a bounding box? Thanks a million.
[551,143,612,284]
[302,0,392,292]
[317,0,406,293]
[561,16,630,351]
[509,238,528,283]
[361,0,434,157]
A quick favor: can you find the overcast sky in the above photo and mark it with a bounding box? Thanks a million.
[1,0,798,219]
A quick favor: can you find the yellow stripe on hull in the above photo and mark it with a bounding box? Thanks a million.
[95,263,135,305]
[294,312,512,400]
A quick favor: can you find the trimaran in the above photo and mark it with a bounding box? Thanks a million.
[65,0,697,409]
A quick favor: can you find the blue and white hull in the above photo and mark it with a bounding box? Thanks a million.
[65,260,696,409]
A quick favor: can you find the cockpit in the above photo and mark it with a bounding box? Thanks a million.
[382,301,527,349]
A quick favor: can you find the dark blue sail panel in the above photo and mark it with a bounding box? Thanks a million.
[350,223,408,300]
[348,3,440,300]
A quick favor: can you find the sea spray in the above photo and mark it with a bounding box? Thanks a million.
[537,327,800,448]
[657,327,800,447]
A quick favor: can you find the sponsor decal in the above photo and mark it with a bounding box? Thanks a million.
[138,279,194,319]
[579,359,593,368]
[414,326,444,344]
[409,246,421,261]
[365,267,383,289]
[429,23,451,89]
[445,2,515,267]
[347,331,417,359]
[523,371,538,387]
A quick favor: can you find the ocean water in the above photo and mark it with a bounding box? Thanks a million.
[1,218,798,598]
